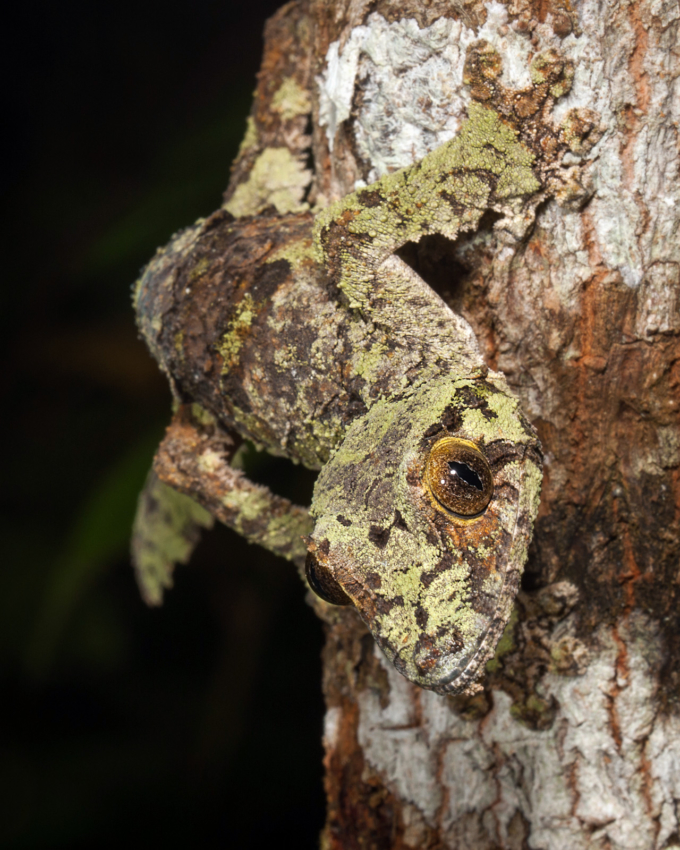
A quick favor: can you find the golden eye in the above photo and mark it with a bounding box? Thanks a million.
[425,437,494,518]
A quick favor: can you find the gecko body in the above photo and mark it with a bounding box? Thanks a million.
[133,42,598,694]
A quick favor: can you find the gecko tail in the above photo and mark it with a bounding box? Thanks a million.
[131,465,214,606]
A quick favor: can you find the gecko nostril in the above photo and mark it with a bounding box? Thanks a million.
[305,552,352,606]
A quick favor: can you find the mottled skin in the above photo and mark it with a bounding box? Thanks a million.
[133,43,597,694]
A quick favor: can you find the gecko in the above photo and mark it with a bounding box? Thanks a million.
[131,41,598,695]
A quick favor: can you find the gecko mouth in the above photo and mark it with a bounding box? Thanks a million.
[377,627,492,695]
[412,629,466,676]
[428,630,491,689]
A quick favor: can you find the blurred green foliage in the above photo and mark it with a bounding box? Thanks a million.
[1,1,325,845]
[26,429,164,675]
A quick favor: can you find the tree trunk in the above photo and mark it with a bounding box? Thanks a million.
[193,0,680,846]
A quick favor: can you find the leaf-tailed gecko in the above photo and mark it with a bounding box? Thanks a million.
[132,42,598,695]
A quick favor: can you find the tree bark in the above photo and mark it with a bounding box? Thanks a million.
[170,0,680,846]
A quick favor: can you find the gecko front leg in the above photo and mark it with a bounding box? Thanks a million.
[154,406,314,572]
[132,403,315,606]
[314,43,585,318]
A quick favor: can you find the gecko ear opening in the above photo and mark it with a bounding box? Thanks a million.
[305,552,352,606]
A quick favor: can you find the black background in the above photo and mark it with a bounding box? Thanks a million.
[2,1,326,845]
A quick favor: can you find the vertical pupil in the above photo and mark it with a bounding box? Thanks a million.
[448,461,483,491]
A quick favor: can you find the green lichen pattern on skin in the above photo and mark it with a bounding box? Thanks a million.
[265,236,316,273]
[134,42,598,694]
[313,100,540,312]
[219,294,257,373]
[310,373,542,692]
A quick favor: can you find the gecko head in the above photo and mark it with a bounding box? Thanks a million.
[306,373,542,694]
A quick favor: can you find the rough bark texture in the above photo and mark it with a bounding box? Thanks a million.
[148,0,680,846]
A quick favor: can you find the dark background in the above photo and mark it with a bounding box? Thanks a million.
[2,1,327,845]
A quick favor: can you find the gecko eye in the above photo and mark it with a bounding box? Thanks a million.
[425,437,494,518]
[305,552,352,606]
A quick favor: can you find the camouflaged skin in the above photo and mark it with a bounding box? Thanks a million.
[310,376,542,694]
[135,42,598,693]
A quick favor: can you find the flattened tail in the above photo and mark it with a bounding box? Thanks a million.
[131,465,213,606]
